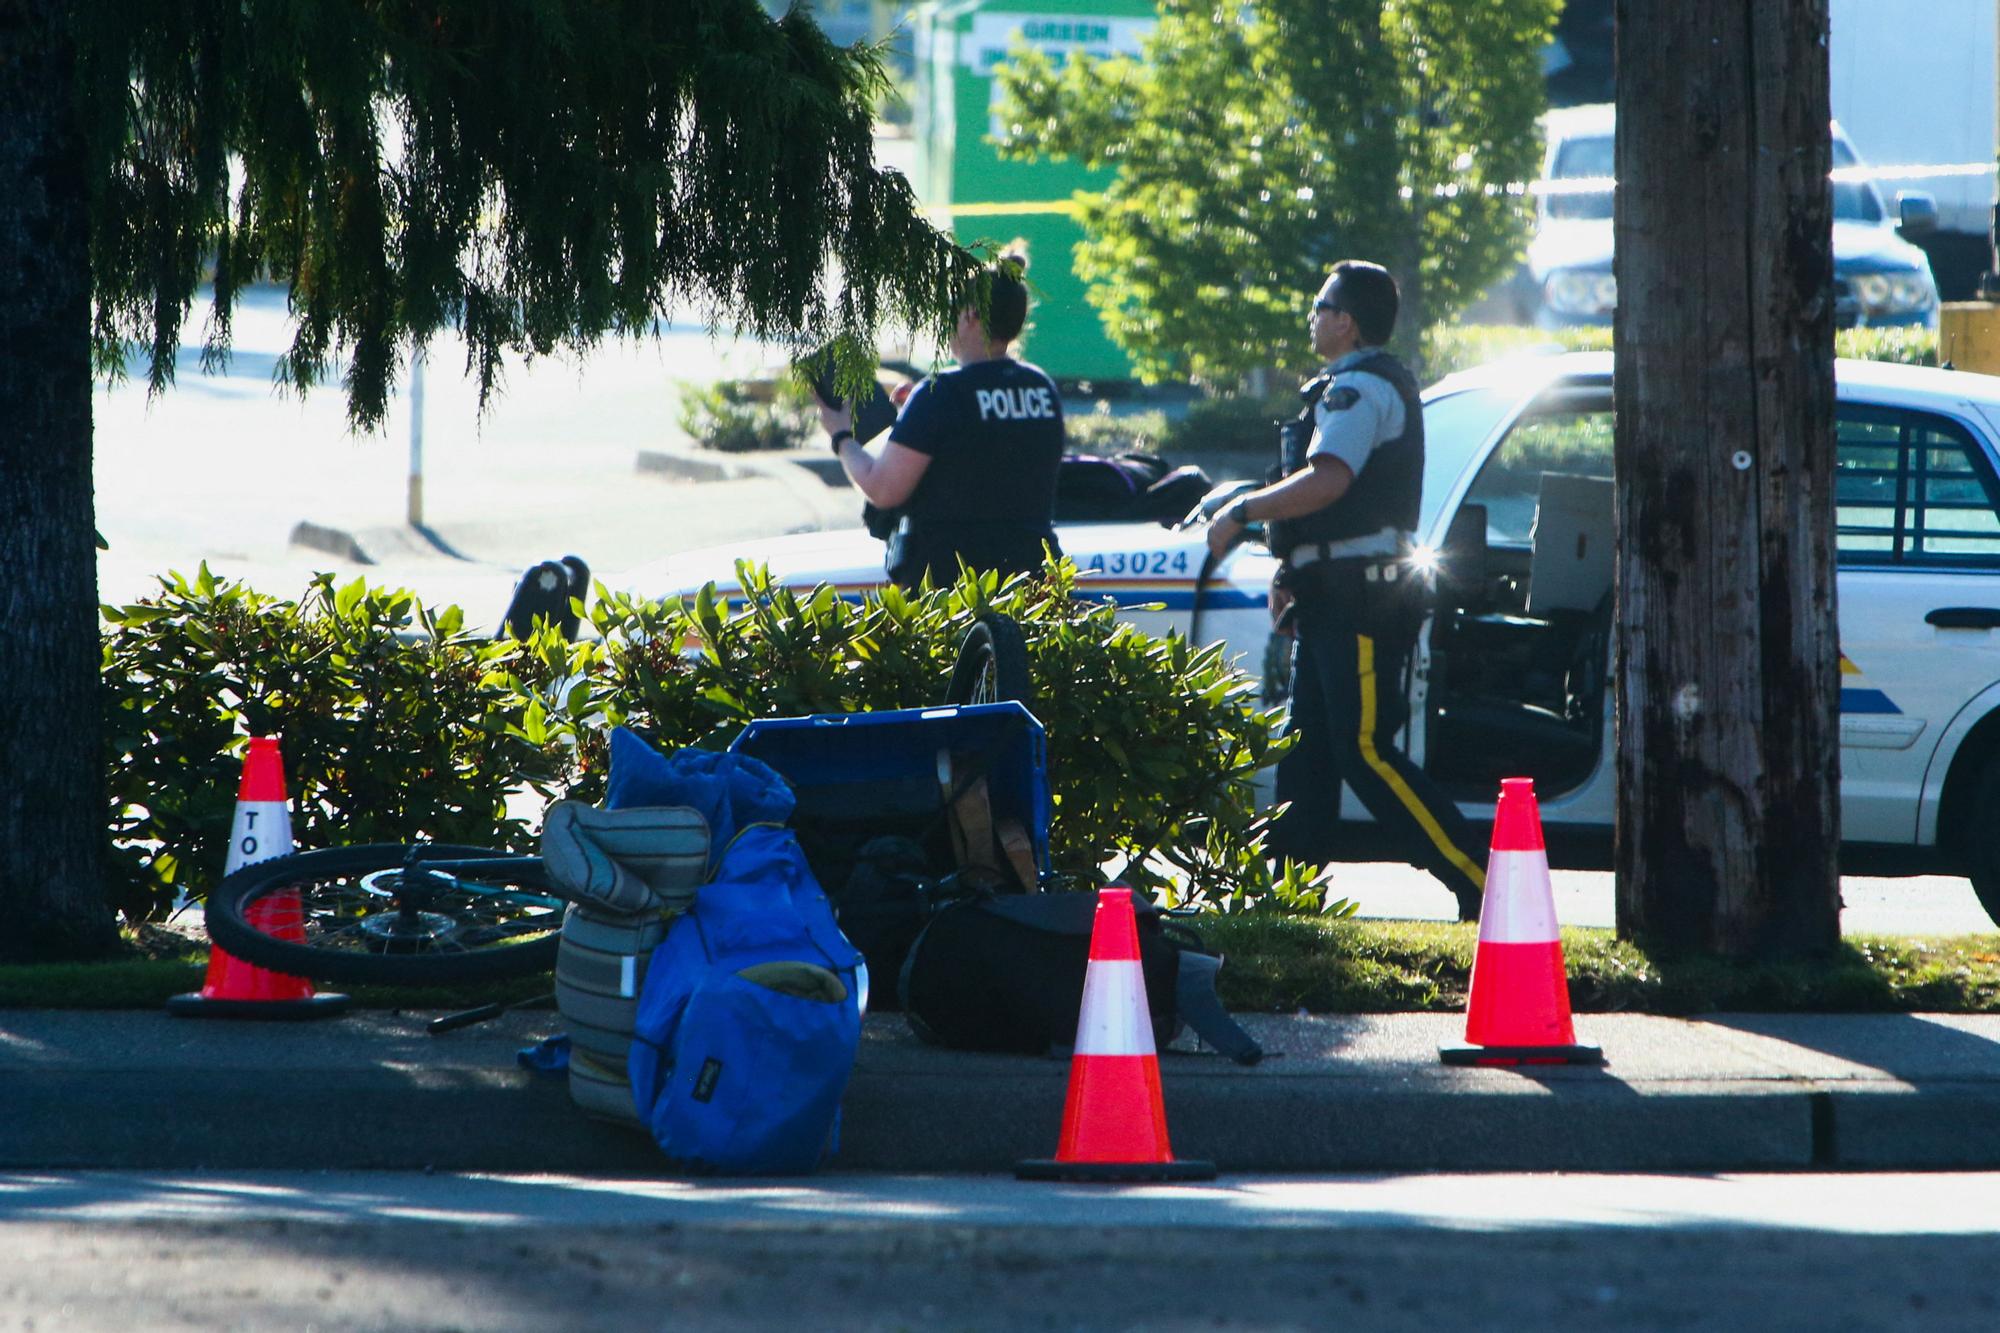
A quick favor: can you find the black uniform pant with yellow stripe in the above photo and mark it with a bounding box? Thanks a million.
[1270,570,1486,920]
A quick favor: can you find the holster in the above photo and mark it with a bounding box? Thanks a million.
[1288,557,1432,644]
[862,501,904,541]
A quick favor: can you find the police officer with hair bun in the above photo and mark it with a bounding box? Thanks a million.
[815,251,1064,589]
[1203,260,1486,920]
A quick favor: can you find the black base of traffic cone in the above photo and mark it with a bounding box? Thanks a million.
[1439,1041,1603,1067]
[1016,1157,1217,1182]
[165,991,350,1020]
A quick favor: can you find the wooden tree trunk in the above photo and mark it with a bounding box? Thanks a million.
[1611,0,1842,957]
[0,2,120,961]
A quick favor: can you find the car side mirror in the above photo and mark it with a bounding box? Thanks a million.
[1896,190,1938,240]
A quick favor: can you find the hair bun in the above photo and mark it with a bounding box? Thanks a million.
[1000,246,1029,274]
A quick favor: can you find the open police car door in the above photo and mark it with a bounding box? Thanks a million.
[1412,362,1619,835]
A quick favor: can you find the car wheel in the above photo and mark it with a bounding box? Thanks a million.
[1956,757,2000,929]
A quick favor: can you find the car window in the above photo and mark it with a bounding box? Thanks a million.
[1833,183,1882,223]
[1461,402,1615,547]
[1545,134,1613,221]
[1421,386,1526,530]
[1423,387,1519,459]
[1833,148,1884,225]
[1548,130,1882,224]
[1837,406,2000,566]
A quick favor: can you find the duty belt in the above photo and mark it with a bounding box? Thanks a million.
[1285,542,1407,582]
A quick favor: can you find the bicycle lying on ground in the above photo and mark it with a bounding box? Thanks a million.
[203,614,1033,988]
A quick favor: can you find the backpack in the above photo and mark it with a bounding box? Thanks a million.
[627,823,864,1173]
[898,890,1262,1065]
[1053,453,1215,526]
[593,728,864,1173]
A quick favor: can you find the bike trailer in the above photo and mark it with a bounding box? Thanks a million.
[731,705,1261,1065]
[730,703,1051,997]
[730,702,1049,875]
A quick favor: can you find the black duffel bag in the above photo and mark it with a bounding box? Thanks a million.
[897,892,1261,1065]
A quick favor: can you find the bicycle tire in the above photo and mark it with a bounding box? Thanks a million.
[942,612,1033,707]
[203,844,565,987]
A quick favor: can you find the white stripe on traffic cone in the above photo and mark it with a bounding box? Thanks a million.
[1017,886,1215,1182]
[1440,777,1600,1066]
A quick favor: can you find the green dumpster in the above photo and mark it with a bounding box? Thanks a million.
[912,0,1156,383]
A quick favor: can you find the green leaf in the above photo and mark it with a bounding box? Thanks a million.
[990,0,1560,383]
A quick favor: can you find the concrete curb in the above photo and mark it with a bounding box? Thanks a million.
[5,1011,2000,1173]
[633,450,761,484]
[636,445,846,489]
[288,520,378,566]
[634,445,855,533]
[280,442,859,576]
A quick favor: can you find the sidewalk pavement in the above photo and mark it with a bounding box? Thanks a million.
[5,1009,1998,1174]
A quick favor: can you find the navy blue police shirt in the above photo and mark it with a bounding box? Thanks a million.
[884,358,1065,586]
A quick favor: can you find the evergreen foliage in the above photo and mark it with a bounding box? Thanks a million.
[75,0,978,425]
[992,0,1561,384]
[2,0,978,960]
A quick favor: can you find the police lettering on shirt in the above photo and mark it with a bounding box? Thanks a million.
[974,385,1057,421]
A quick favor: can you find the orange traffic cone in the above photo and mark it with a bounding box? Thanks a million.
[1440,777,1600,1066]
[167,737,348,1020]
[1017,887,1216,1181]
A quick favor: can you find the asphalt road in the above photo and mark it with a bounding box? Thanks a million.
[2,1172,1995,1330]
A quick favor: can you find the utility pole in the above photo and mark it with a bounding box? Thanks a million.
[1612,0,1842,956]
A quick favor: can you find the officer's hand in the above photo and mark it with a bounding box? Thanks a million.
[815,397,854,440]
[1204,512,1243,560]
[1269,577,1295,635]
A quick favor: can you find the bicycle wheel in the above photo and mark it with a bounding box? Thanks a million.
[942,612,1032,706]
[203,844,565,987]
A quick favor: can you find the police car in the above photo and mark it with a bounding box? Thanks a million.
[624,352,2000,927]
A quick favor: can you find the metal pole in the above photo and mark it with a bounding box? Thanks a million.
[407,347,426,528]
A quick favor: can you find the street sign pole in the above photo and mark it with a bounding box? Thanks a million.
[407,347,426,528]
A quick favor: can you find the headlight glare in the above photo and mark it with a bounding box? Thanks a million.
[1887,273,1934,313]
[1851,270,1936,316]
[1545,270,1614,317]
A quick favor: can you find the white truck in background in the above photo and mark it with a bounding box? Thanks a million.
[1830,0,1996,247]
[1529,0,1998,302]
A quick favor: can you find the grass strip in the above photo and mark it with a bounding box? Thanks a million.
[1198,915,2000,1015]
[0,936,555,1012]
[8,916,2000,1013]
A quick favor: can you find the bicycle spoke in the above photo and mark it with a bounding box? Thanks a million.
[249,870,558,958]
[207,845,564,986]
